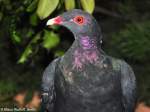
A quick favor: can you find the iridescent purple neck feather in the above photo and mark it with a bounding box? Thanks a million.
[80,36,97,50]
[72,36,101,70]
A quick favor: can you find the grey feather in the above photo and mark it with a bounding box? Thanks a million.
[41,58,61,112]
[120,61,137,112]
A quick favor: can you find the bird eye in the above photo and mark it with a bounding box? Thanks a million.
[73,16,85,25]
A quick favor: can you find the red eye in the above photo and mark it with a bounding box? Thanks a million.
[73,16,85,25]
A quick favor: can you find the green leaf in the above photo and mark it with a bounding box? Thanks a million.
[65,0,75,10]
[29,13,39,26]
[18,33,41,63]
[54,50,65,57]
[18,46,32,63]
[36,0,59,20]
[26,0,38,12]
[80,0,95,14]
[11,31,21,43]
[43,30,60,49]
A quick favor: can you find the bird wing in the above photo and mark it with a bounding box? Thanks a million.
[41,58,61,112]
[120,61,137,112]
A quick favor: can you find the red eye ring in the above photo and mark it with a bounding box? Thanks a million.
[73,16,84,25]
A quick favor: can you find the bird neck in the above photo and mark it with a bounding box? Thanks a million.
[78,36,100,50]
[65,35,104,70]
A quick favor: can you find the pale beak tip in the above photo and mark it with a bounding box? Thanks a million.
[46,19,54,26]
[46,16,62,26]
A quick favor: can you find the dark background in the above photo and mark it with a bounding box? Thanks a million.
[0,0,150,111]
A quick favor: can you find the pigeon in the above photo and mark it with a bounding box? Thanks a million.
[41,9,137,112]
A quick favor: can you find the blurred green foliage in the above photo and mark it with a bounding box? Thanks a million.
[0,80,18,103]
[42,30,60,49]
[18,32,41,63]
[110,21,150,61]
[0,81,17,95]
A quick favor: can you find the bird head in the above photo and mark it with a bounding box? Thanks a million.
[46,9,102,41]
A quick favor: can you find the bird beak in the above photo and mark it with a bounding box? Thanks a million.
[46,16,63,26]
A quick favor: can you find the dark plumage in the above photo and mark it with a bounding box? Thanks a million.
[41,9,137,112]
